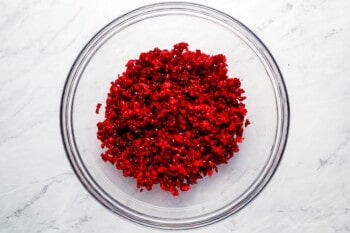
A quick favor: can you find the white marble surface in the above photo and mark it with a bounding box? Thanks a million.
[0,0,349,232]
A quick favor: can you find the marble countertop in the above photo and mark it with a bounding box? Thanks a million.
[1,0,349,232]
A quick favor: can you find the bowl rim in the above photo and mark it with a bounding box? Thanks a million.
[60,1,290,230]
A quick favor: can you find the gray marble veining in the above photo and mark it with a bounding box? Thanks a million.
[0,0,349,232]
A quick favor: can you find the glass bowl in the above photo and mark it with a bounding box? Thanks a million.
[60,2,289,230]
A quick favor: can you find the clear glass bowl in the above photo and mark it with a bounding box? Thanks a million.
[60,2,289,230]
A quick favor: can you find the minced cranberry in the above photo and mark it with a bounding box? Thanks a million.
[96,103,102,114]
[97,42,248,196]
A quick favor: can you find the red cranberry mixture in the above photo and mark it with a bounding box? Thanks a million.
[97,42,249,196]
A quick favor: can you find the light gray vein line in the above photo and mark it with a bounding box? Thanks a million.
[35,220,59,233]
[255,17,276,32]
[72,216,92,229]
[0,112,51,143]
[0,3,23,30]
[324,28,343,38]
[0,45,32,60]
[6,96,33,119]
[30,172,74,184]
[317,131,350,170]
[48,172,73,179]
[281,3,294,13]
[61,38,76,51]
[40,7,83,52]
[6,180,61,220]
[0,173,73,200]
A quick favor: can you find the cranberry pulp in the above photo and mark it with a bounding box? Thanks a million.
[97,42,249,196]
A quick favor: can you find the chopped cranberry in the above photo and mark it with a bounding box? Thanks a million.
[97,42,249,196]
